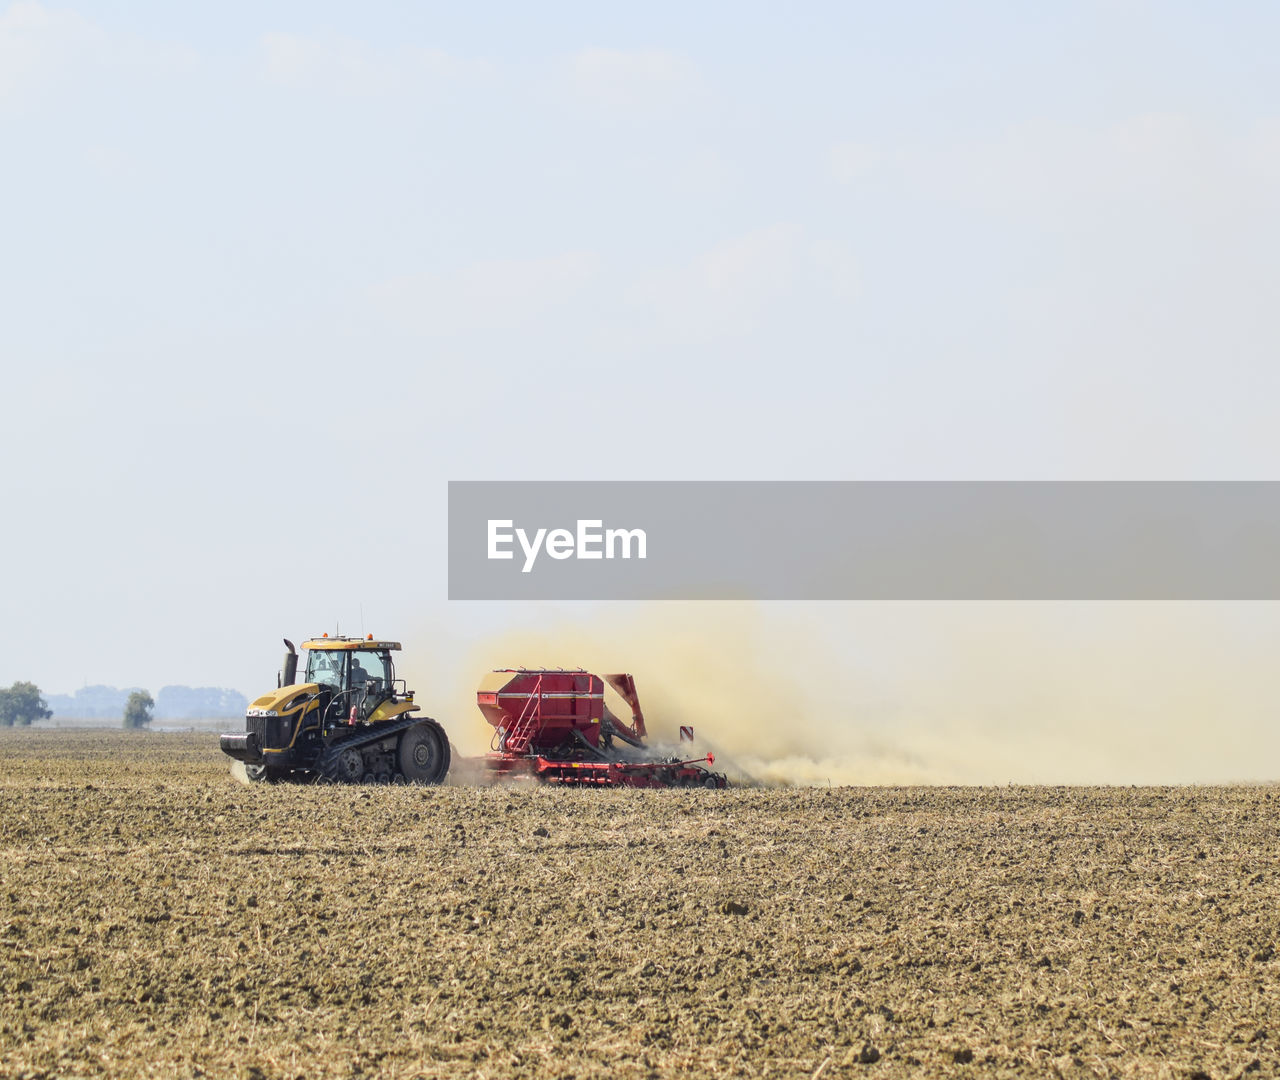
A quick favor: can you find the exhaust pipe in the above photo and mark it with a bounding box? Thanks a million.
[281,639,298,688]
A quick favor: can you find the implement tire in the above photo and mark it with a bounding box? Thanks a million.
[398,721,451,785]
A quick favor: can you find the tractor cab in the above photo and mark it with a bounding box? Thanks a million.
[301,637,402,722]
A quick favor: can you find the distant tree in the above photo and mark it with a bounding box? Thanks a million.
[0,682,53,727]
[123,690,155,730]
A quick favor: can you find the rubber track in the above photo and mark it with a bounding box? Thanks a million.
[314,714,440,776]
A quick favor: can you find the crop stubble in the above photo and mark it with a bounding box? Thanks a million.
[0,731,1277,1079]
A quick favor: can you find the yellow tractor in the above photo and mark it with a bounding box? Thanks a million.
[219,636,450,784]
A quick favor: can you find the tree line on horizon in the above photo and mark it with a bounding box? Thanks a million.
[0,682,248,726]
[45,684,250,720]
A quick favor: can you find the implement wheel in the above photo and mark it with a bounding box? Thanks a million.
[398,721,451,784]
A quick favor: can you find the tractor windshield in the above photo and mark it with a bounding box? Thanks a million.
[305,650,345,690]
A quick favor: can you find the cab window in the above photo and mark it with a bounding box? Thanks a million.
[350,651,392,693]
[305,650,346,690]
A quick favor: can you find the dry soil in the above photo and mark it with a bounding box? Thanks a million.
[1,730,1277,1079]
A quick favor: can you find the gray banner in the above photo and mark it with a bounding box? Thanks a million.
[448,481,1280,600]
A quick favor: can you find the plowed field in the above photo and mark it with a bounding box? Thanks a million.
[1,730,1277,1078]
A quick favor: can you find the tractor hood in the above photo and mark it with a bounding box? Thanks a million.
[247,684,319,716]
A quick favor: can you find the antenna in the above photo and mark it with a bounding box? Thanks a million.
[360,603,364,638]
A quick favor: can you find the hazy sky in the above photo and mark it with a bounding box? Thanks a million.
[4,2,1279,752]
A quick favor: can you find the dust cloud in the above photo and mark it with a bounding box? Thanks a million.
[421,603,1280,786]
